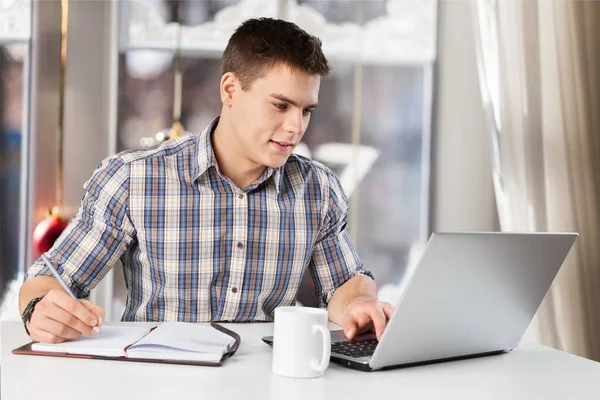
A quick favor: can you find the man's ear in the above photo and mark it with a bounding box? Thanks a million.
[220,72,239,106]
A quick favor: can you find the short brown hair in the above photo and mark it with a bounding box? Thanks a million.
[221,18,330,90]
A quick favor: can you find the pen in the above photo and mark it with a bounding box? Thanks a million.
[40,254,100,333]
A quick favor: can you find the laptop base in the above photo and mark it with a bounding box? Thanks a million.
[332,349,510,372]
[261,335,510,372]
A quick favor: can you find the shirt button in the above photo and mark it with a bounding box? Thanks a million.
[231,287,238,294]
[238,193,244,199]
[237,242,244,249]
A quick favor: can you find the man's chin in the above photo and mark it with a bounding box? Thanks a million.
[263,155,290,169]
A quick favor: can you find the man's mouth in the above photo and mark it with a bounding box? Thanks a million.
[270,140,293,147]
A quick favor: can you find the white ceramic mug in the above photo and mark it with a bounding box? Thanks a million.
[272,306,331,378]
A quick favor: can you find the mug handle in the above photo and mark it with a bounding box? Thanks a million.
[310,325,331,373]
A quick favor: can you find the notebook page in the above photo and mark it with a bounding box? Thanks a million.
[127,322,235,356]
[31,326,151,357]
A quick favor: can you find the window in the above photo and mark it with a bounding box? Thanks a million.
[113,0,437,315]
[0,0,31,311]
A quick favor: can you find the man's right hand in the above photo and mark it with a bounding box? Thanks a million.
[27,289,105,344]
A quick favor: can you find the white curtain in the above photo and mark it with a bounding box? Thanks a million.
[472,0,600,361]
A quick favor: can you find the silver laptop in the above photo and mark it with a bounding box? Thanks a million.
[263,232,578,371]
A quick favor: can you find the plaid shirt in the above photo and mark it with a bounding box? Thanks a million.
[27,118,372,322]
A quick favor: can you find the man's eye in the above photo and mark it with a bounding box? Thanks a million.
[303,109,313,116]
[274,103,287,110]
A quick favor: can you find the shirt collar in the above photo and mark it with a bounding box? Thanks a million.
[193,117,284,193]
[193,117,219,181]
[271,167,283,193]
[250,164,283,193]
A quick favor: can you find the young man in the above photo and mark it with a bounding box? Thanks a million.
[19,18,394,344]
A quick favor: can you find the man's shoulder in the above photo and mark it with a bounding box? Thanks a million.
[112,135,198,166]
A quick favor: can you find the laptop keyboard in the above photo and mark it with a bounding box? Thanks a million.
[331,339,378,358]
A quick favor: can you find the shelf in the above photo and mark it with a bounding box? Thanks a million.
[120,41,434,67]
[0,36,29,46]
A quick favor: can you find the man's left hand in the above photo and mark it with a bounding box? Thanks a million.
[342,298,394,341]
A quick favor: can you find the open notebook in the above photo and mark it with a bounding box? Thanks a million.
[13,322,241,367]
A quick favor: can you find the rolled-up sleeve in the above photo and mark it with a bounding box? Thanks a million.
[26,156,136,298]
[308,168,374,308]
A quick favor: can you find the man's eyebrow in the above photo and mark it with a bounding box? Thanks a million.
[269,93,318,109]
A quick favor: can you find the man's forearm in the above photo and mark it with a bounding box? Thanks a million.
[18,277,63,314]
[327,274,378,326]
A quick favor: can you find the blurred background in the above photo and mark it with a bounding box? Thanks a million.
[1,0,600,363]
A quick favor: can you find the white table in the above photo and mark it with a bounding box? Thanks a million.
[2,321,600,400]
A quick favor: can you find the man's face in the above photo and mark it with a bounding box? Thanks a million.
[229,64,320,168]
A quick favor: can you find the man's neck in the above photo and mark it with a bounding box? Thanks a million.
[211,118,266,190]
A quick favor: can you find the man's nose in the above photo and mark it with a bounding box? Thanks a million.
[284,110,304,135]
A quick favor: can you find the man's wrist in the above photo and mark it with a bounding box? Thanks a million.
[345,295,377,314]
[21,296,44,336]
